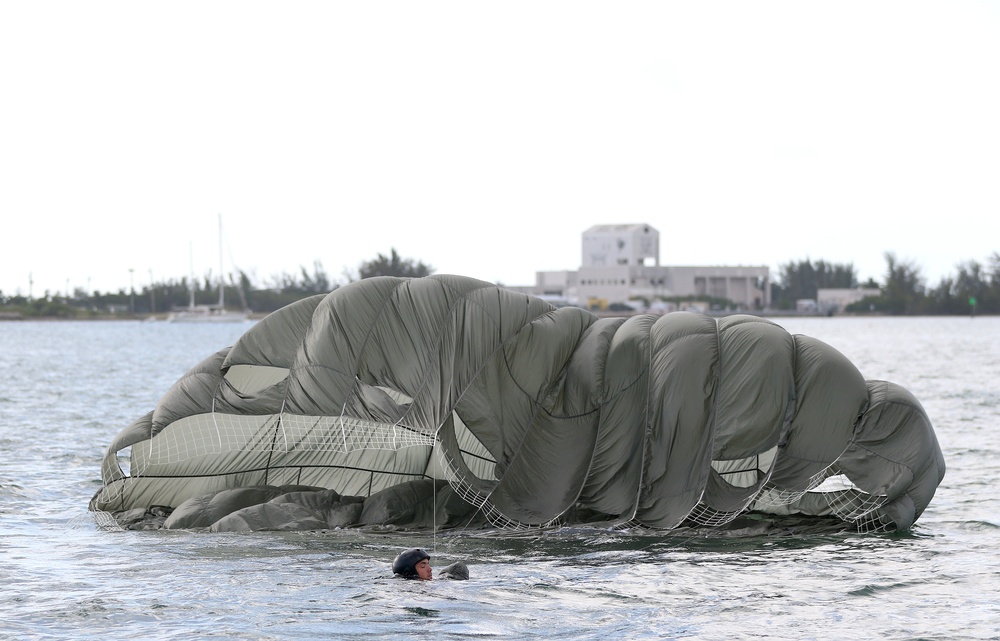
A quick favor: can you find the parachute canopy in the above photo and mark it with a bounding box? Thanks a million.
[90,275,945,533]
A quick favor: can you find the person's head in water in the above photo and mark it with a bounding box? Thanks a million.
[392,548,432,580]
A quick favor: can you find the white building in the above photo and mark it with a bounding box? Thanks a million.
[817,288,881,314]
[533,224,770,311]
[581,224,660,269]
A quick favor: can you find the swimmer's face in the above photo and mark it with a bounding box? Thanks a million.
[415,558,432,580]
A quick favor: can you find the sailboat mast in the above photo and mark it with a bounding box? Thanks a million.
[188,242,196,309]
[218,214,225,309]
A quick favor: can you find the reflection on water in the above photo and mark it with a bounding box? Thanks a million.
[1,317,998,639]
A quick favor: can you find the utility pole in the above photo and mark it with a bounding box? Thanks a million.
[149,269,155,316]
[129,268,135,315]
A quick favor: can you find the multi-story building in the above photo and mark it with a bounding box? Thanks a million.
[530,223,770,311]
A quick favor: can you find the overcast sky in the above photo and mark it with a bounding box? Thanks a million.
[2,1,998,297]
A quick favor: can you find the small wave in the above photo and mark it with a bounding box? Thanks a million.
[0,481,27,496]
[848,579,924,597]
[952,519,999,531]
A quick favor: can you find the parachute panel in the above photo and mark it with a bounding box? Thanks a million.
[632,312,720,527]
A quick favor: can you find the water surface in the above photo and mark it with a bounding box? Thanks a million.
[1,317,997,639]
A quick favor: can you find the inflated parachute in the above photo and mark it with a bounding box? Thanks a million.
[90,275,945,533]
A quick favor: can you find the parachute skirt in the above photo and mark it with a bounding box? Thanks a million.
[90,275,945,533]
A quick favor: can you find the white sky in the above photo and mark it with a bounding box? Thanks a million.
[2,1,998,297]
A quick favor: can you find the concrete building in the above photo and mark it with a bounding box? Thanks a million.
[532,224,770,311]
[581,224,660,268]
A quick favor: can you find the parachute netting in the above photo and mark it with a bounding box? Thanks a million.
[438,457,551,531]
[814,474,891,533]
[91,509,126,532]
[95,407,441,509]
[125,412,436,473]
[613,451,891,532]
[682,449,778,527]
[433,412,563,531]
[755,467,890,533]
[754,465,842,509]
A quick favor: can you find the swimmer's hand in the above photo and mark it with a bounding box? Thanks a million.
[437,561,469,580]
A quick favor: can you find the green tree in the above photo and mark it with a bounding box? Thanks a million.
[954,260,989,313]
[988,252,1000,286]
[927,276,961,314]
[878,252,926,314]
[985,252,1000,313]
[295,261,331,293]
[357,249,434,280]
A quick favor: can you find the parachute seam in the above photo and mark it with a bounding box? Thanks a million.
[262,403,286,486]
[326,277,410,436]
[390,277,504,428]
[778,335,799,450]
[623,318,654,525]
[682,316,724,524]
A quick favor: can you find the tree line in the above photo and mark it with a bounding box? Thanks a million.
[771,251,1000,314]
[0,249,433,318]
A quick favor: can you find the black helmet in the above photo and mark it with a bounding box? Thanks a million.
[392,548,430,579]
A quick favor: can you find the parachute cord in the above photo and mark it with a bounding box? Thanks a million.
[431,422,443,556]
[210,396,223,450]
[461,505,484,530]
[340,396,352,451]
[433,474,437,555]
[262,401,288,486]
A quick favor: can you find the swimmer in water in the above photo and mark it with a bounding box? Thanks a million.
[392,548,469,580]
[392,548,433,580]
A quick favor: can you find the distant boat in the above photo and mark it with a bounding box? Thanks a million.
[166,305,249,323]
[167,215,251,323]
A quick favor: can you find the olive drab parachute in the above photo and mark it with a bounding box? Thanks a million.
[90,275,945,533]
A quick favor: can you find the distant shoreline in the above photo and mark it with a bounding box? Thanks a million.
[0,312,270,322]
[2,310,990,322]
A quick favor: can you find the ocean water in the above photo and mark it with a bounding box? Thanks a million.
[1,316,997,640]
